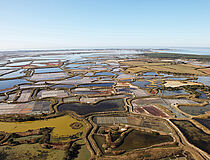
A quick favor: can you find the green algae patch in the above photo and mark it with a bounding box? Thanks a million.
[0,115,85,139]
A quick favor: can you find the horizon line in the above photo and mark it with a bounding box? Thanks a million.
[1,46,210,52]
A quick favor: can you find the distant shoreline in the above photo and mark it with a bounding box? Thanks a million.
[0,47,210,55]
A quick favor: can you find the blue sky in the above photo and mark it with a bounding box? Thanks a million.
[0,0,210,50]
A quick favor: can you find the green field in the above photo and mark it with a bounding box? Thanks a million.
[0,143,65,160]
[114,130,173,151]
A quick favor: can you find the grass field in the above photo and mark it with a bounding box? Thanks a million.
[114,130,173,151]
[162,64,205,75]
[121,61,169,67]
[93,134,106,153]
[122,60,207,76]
[141,52,210,61]
[126,66,150,74]
[75,144,91,160]
[0,143,65,160]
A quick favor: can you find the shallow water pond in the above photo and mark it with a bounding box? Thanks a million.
[85,72,94,76]
[196,89,208,99]
[6,61,31,67]
[0,79,28,91]
[132,80,151,88]
[78,83,114,88]
[33,63,47,67]
[0,69,26,79]
[95,72,115,76]
[192,76,210,86]
[179,104,210,116]
[161,90,189,96]
[0,96,6,101]
[65,63,95,68]
[142,72,158,76]
[140,76,156,79]
[34,67,63,73]
[68,76,82,80]
[172,120,210,154]
[58,99,125,115]
[158,73,174,77]
[0,69,15,76]
[161,104,186,118]
[194,118,210,129]
[51,84,75,89]
[165,77,188,81]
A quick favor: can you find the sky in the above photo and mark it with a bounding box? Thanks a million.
[0,0,210,50]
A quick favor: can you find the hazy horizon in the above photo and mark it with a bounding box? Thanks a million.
[1,46,210,51]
